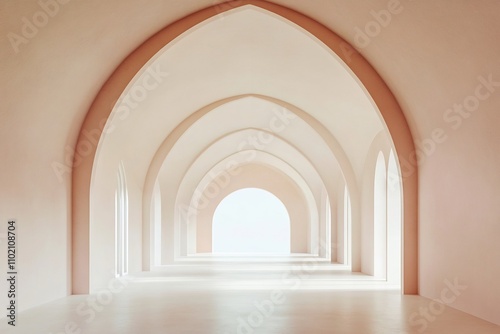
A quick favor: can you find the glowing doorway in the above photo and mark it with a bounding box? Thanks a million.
[212,188,291,254]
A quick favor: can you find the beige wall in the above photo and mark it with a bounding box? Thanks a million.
[0,139,71,311]
[418,89,500,324]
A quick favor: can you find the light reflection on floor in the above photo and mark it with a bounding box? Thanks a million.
[2,258,499,333]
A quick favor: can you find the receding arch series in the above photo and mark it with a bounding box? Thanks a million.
[192,162,313,255]
[72,0,417,294]
[179,149,321,255]
[157,98,345,262]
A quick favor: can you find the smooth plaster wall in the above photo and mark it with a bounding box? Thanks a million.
[0,139,71,311]
[417,88,500,325]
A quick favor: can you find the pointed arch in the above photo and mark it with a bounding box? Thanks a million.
[72,0,417,294]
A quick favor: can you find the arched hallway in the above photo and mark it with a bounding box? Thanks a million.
[73,1,415,296]
[1,0,500,333]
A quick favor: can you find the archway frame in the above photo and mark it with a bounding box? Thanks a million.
[201,171,302,255]
[150,96,351,266]
[72,0,418,294]
[178,150,322,256]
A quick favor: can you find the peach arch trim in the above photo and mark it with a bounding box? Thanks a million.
[72,0,417,294]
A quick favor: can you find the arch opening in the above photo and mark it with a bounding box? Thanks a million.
[212,188,291,254]
[73,0,418,294]
[387,150,402,285]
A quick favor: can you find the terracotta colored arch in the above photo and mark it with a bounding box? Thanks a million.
[73,0,417,294]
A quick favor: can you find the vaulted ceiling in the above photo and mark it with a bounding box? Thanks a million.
[1,0,499,155]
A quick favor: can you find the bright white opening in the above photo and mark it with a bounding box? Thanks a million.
[115,162,129,277]
[344,185,352,267]
[374,152,387,278]
[325,193,332,259]
[387,150,402,285]
[152,180,162,266]
[212,188,291,254]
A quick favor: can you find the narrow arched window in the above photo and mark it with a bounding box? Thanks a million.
[387,150,402,284]
[374,152,387,278]
[115,162,129,276]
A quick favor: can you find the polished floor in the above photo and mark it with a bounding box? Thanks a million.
[2,260,500,334]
